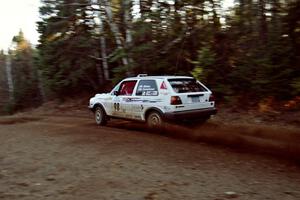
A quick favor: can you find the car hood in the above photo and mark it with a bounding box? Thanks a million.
[95,93,110,98]
[89,93,111,107]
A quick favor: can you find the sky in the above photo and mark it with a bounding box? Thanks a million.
[0,0,234,51]
[0,0,40,51]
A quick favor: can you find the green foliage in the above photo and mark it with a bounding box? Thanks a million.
[291,78,300,96]
[37,0,102,98]
[2,103,15,115]
[218,0,300,101]
[32,0,300,103]
[109,48,127,63]
[191,47,216,82]
[11,31,41,109]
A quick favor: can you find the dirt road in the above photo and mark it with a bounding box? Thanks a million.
[0,115,300,200]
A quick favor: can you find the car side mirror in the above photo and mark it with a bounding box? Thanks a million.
[113,91,119,96]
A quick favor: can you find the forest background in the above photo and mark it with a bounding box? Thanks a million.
[0,0,299,114]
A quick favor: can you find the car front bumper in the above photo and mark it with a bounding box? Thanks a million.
[164,107,217,121]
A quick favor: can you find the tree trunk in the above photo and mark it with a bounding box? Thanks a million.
[124,0,133,45]
[100,0,131,75]
[209,0,220,30]
[123,0,134,72]
[139,0,152,20]
[259,0,268,43]
[0,54,8,108]
[97,4,110,81]
[5,53,14,102]
[37,69,46,102]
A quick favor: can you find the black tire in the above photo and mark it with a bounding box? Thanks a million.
[94,106,107,126]
[146,111,164,130]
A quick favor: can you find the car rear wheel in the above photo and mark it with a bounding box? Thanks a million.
[147,111,164,130]
[95,106,107,126]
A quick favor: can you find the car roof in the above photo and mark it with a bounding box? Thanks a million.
[123,75,194,81]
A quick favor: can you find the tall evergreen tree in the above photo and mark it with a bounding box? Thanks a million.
[37,0,102,97]
[10,30,40,109]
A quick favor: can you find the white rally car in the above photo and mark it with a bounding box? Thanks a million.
[89,75,217,128]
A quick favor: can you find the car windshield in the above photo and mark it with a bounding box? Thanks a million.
[168,78,207,93]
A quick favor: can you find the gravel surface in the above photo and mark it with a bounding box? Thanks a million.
[0,115,300,200]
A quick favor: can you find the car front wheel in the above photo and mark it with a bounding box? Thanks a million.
[95,106,107,126]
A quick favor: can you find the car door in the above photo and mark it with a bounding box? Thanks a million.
[134,79,160,119]
[111,80,137,119]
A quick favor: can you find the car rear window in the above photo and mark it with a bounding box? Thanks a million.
[168,78,207,93]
